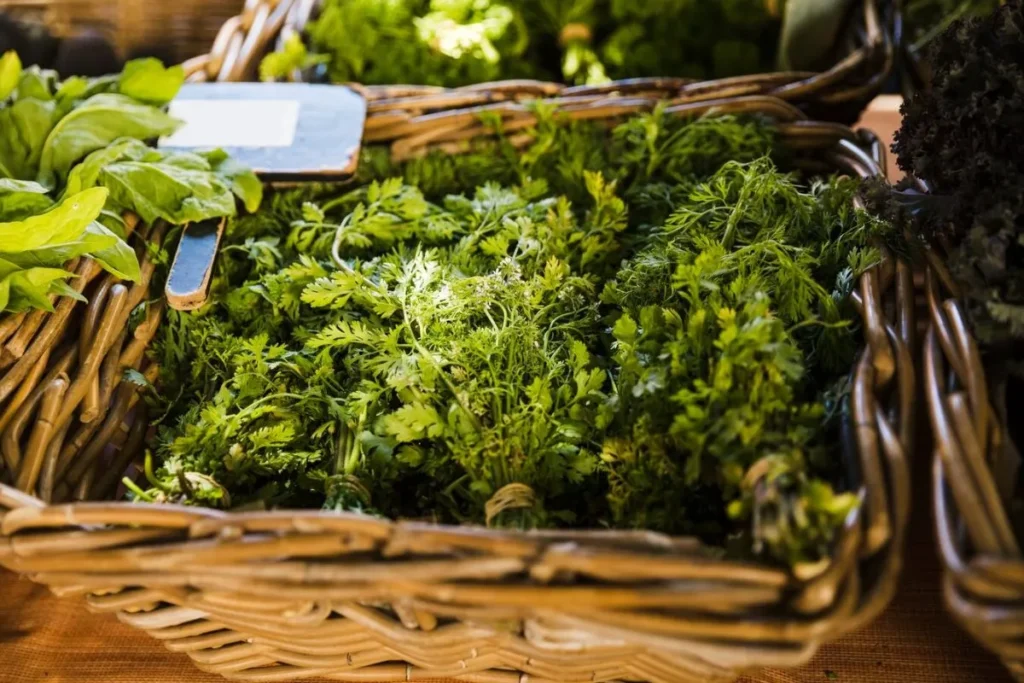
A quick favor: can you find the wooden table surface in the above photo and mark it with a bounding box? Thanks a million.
[0,97,1013,683]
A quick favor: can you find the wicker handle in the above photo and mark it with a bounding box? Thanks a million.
[181,0,298,83]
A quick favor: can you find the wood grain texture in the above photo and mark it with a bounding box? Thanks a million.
[0,97,1007,683]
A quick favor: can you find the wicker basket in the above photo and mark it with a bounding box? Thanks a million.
[0,0,243,64]
[181,0,893,122]
[0,214,164,506]
[926,245,1024,680]
[0,90,912,682]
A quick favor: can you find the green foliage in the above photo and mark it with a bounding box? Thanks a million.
[259,34,331,82]
[0,187,141,312]
[262,0,787,87]
[117,58,186,106]
[0,53,184,186]
[0,53,261,314]
[67,140,263,225]
[598,159,881,561]
[148,111,889,565]
[903,0,1002,52]
[0,50,20,101]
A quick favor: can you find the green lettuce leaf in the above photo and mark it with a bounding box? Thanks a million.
[0,220,137,281]
[204,148,264,213]
[100,160,237,224]
[71,140,262,224]
[0,258,74,312]
[82,222,141,280]
[16,67,56,101]
[0,178,52,219]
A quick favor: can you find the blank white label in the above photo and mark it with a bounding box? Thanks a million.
[161,99,301,148]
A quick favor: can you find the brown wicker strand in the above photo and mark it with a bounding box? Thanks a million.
[926,239,1024,678]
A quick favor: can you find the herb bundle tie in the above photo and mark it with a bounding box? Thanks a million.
[485,483,537,527]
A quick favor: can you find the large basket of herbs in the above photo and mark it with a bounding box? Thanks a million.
[0,55,913,681]
[889,2,1024,679]
[182,0,892,122]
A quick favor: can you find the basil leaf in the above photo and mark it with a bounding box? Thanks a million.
[54,76,89,117]
[47,279,88,304]
[0,51,21,101]
[118,58,185,105]
[82,221,141,281]
[206,149,264,213]
[0,178,52,219]
[72,141,256,224]
[0,221,121,271]
[0,186,107,252]
[65,138,151,194]
[0,98,57,180]
[16,67,56,101]
[80,74,120,100]
[38,93,181,186]
[0,265,75,312]
[100,160,237,225]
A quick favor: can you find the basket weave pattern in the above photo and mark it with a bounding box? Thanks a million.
[0,216,163,506]
[181,0,892,119]
[926,253,1024,681]
[0,89,913,682]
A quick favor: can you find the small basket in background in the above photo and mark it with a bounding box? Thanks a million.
[0,0,243,66]
[183,0,893,123]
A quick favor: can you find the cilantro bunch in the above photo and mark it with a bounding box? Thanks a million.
[146,110,892,565]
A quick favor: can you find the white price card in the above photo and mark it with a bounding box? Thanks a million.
[161,99,301,149]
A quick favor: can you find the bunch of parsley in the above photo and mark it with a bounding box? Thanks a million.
[145,109,892,565]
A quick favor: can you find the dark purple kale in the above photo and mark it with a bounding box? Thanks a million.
[893,1,1024,358]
